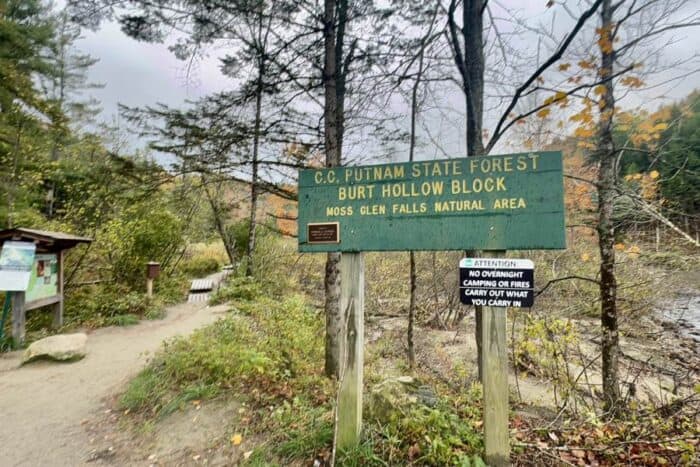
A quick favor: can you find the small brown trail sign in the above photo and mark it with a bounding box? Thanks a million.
[298,152,565,464]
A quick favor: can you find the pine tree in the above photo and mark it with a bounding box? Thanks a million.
[0,0,57,227]
[41,9,103,218]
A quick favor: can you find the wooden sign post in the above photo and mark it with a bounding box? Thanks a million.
[10,291,26,345]
[298,152,566,460]
[335,252,364,450]
[480,251,509,466]
[459,256,535,464]
[146,262,161,298]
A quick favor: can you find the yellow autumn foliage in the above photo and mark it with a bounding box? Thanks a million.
[537,108,551,119]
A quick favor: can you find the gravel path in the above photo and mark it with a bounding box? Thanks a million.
[0,301,227,467]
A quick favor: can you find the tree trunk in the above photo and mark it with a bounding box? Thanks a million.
[461,0,487,381]
[323,0,343,378]
[203,180,237,265]
[463,0,485,157]
[406,23,429,369]
[8,120,23,229]
[597,0,621,413]
[245,48,265,277]
[407,251,417,367]
[48,40,67,220]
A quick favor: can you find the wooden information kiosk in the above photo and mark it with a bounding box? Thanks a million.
[0,228,92,345]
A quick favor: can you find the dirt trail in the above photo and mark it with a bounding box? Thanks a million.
[0,301,228,467]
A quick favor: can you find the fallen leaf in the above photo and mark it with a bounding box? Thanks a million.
[408,443,421,459]
[243,451,253,460]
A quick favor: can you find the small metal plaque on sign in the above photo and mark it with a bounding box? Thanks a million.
[307,222,340,244]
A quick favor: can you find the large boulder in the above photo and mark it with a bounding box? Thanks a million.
[369,376,438,423]
[22,333,87,364]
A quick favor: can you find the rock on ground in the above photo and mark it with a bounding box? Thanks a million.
[22,333,88,364]
[369,376,438,423]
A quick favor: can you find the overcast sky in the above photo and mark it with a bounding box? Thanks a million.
[76,21,228,126]
[73,1,699,161]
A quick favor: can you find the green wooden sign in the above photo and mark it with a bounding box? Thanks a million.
[298,151,566,252]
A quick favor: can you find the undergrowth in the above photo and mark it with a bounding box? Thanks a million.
[119,273,490,465]
[114,234,700,465]
[62,284,167,329]
[209,276,265,305]
[119,286,325,419]
[354,383,485,466]
[514,395,700,465]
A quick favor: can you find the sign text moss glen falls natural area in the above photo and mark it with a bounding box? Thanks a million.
[298,152,566,252]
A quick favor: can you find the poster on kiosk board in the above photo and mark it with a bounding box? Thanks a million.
[0,241,36,292]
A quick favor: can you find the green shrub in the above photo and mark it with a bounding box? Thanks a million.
[117,275,490,465]
[0,335,13,352]
[96,202,185,287]
[153,273,189,304]
[179,256,221,277]
[64,284,166,328]
[226,218,256,260]
[209,276,264,305]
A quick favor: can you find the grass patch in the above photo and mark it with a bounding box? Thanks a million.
[119,286,325,421]
[106,313,140,326]
[361,383,485,466]
[273,403,334,460]
[640,249,700,271]
[159,384,220,417]
[179,255,221,277]
[120,367,167,412]
[144,304,167,320]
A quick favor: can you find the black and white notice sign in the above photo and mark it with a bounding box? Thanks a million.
[459,258,534,308]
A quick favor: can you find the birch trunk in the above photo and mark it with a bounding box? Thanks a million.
[597,0,621,412]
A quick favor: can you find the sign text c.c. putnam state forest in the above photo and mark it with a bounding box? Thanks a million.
[298,151,565,252]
